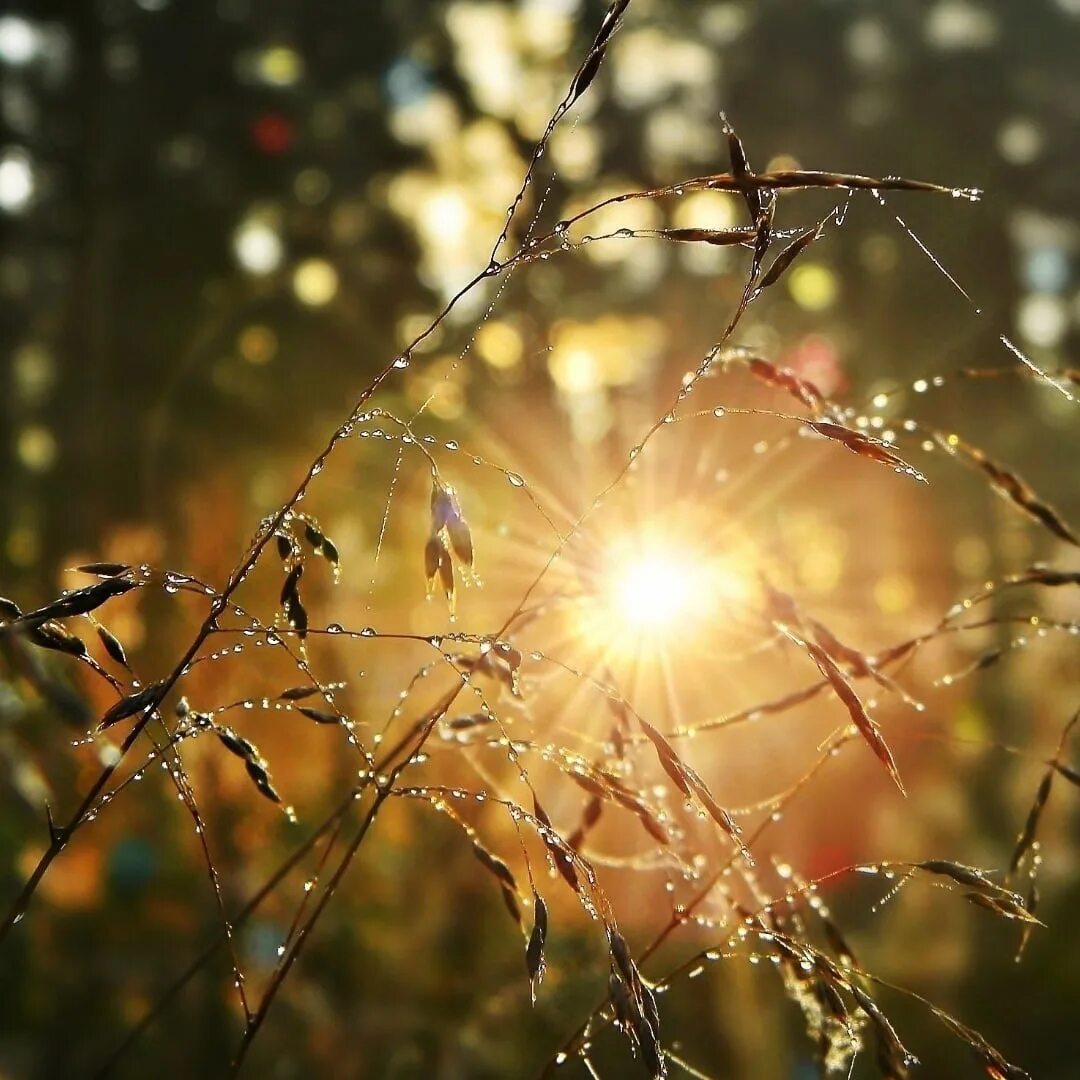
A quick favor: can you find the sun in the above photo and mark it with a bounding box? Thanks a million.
[610,550,694,630]
[584,531,753,656]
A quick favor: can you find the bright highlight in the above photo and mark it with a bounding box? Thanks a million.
[611,552,693,629]
[585,529,756,656]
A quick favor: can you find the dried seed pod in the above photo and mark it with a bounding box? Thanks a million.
[0,596,23,621]
[472,651,521,698]
[445,712,495,731]
[639,979,660,1043]
[607,928,636,988]
[752,194,777,279]
[594,0,630,51]
[66,577,140,613]
[278,685,320,701]
[931,1007,1031,1079]
[608,968,634,1031]
[437,543,455,604]
[526,890,548,997]
[849,985,911,1069]
[700,167,973,198]
[73,562,131,578]
[245,757,282,805]
[820,916,858,970]
[472,845,522,928]
[726,123,761,222]
[99,679,167,730]
[694,783,751,862]
[275,533,294,561]
[756,222,823,291]
[808,616,897,694]
[569,764,667,845]
[284,593,308,638]
[96,625,130,669]
[940,435,1079,547]
[567,794,603,851]
[808,420,920,478]
[216,727,257,761]
[29,621,88,657]
[917,860,1000,893]
[875,1029,915,1080]
[430,482,456,533]
[745,356,826,412]
[533,796,580,892]
[637,1013,664,1080]
[638,717,751,861]
[1017,565,1080,588]
[430,481,474,569]
[319,536,340,568]
[303,522,324,550]
[280,563,303,606]
[656,227,754,246]
[1017,882,1040,961]
[424,535,445,586]
[638,718,693,800]
[964,891,1043,925]
[18,577,139,628]
[804,640,905,795]
[446,516,473,568]
[1009,771,1054,876]
[567,769,607,801]
[297,706,340,725]
[605,928,663,1075]
[567,42,606,108]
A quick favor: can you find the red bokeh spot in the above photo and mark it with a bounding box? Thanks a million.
[783,333,847,397]
[803,840,855,887]
[251,113,295,155]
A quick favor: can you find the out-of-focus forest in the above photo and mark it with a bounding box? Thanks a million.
[1,1,1079,1077]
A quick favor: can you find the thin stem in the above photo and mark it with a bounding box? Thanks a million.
[93,788,358,1077]
[230,682,464,1073]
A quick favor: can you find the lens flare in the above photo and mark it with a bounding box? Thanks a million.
[610,551,693,629]
[585,533,754,658]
